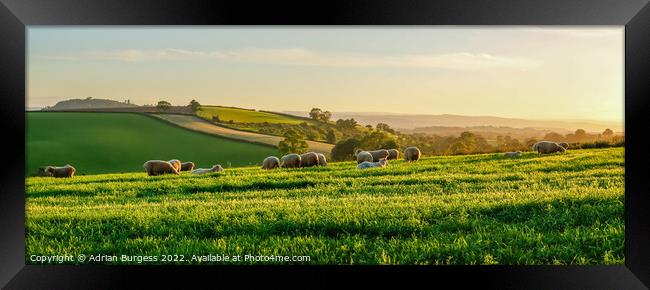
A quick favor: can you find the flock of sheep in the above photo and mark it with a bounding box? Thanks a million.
[37,141,569,178]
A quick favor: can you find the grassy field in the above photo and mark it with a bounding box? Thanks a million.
[197,106,310,124]
[151,114,334,154]
[27,112,277,175]
[25,148,624,265]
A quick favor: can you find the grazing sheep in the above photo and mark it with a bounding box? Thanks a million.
[558,142,570,150]
[356,151,373,164]
[280,153,302,168]
[300,152,320,168]
[262,156,280,170]
[357,158,389,170]
[143,160,179,176]
[168,159,182,172]
[368,149,390,162]
[386,149,400,160]
[404,147,421,162]
[532,141,566,154]
[317,153,328,166]
[180,162,195,172]
[504,151,522,157]
[44,164,76,178]
[191,165,224,175]
[37,166,53,177]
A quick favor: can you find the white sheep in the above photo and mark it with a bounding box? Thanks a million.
[357,158,389,170]
[191,165,224,174]
[262,156,280,170]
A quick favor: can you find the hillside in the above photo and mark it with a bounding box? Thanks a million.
[26,112,277,174]
[42,98,137,111]
[151,114,334,154]
[26,148,624,265]
[197,106,311,124]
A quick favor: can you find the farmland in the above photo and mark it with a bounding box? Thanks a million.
[197,106,310,124]
[26,112,277,175]
[151,114,334,154]
[26,148,624,265]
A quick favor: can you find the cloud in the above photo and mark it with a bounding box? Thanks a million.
[39,48,541,71]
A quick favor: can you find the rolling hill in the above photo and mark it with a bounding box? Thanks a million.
[197,106,312,124]
[151,114,334,154]
[26,112,277,175]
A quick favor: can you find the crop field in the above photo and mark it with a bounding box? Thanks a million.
[151,114,334,154]
[197,106,310,124]
[27,112,277,174]
[25,148,624,265]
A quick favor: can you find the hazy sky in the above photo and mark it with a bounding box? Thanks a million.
[28,27,624,122]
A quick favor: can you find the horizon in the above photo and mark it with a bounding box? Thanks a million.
[28,27,624,123]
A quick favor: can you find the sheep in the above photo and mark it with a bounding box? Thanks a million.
[368,149,390,162]
[280,153,302,168]
[317,153,328,166]
[504,151,522,157]
[558,142,570,150]
[386,149,400,160]
[44,164,76,178]
[532,141,566,154]
[180,161,195,171]
[143,160,179,176]
[37,166,53,177]
[191,165,224,175]
[404,147,421,162]
[262,156,280,170]
[299,152,320,168]
[356,151,373,164]
[357,158,389,170]
[168,159,182,172]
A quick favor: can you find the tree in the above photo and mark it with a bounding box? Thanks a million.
[365,124,373,130]
[603,128,614,138]
[331,138,361,161]
[326,129,338,144]
[543,132,564,142]
[157,101,172,111]
[309,108,332,122]
[321,111,332,122]
[360,130,394,151]
[335,118,358,130]
[189,99,201,112]
[381,139,399,150]
[278,128,308,155]
[309,108,323,121]
[376,123,396,134]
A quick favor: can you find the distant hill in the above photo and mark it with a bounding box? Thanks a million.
[42,98,138,111]
[404,125,557,140]
[284,111,623,134]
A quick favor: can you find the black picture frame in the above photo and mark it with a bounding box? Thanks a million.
[1,0,649,288]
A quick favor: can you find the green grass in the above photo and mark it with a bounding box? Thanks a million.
[25,148,624,265]
[27,112,277,174]
[197,106,309,124]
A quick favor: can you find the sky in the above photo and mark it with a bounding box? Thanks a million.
[27,27,624,122]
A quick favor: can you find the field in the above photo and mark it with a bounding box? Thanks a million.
[26,112,277,174]
[151,114,334,154]
[25,148,624,265]
[197,106,310,124]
